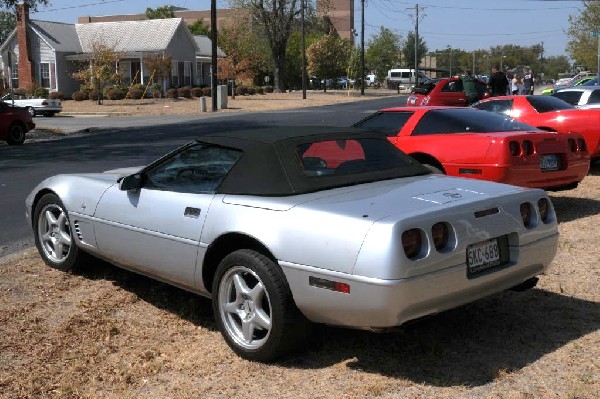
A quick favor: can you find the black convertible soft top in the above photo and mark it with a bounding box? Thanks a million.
[193,126,429,196]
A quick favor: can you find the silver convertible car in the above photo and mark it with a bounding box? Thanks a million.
[26,127,559,362]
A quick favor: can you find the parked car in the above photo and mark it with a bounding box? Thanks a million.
[472,95,600,159]
[406,77,488,106]
[0,101,36,145]
[353,106,589,190]
[27,126,558,362]
[552,87,600,109]
[2,93,62,117]
[541,77,594,95]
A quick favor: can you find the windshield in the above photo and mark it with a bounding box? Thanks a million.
[526,95,575,112]
[412,79,440,94]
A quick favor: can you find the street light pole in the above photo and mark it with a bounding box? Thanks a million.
[301,0,306,99]
[360,0,365,95]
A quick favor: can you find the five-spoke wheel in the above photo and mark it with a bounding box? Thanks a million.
[6,124,26,145]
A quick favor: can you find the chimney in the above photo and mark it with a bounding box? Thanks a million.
[16,1,34,91]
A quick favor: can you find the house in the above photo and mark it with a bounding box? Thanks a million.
[0,2,225,97]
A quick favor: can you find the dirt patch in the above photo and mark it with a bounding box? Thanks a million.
[1,167,599,399]
[59,89,402,116]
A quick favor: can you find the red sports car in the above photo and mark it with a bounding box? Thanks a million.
[472,95,600,159]
[354,106,590,190]
[0,101,35,145]
[406,77,488,106]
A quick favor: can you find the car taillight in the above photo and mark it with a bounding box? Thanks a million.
[568,138,577,152]
[577,138,587,152]
[509,141,521,156]
[431,222,449,251]
[41,100,48,105]
[520,202,534,228]
[538,198,551,223]
[402,229,422,259]
[522,140,534,155]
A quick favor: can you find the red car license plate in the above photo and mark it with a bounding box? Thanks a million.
[540,154,559,171]
[467,238,501,275]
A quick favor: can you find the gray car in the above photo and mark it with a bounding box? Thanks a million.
[26,127,559,362]
[552,87,600,109]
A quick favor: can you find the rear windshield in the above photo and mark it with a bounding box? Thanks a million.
[353,111,414,135]
[412,79,440,94]
[411,109,537,135]
[297,138,417,177]
[526,95,575,112]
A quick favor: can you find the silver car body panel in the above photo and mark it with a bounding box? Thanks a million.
[26,170,558,329]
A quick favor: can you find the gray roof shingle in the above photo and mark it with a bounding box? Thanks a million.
[30,20,81,52]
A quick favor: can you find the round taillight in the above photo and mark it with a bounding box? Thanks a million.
[432,222,449,251]
[509,141,521,156]
[577,138,587,152]
[523,140,534,156]
[520,202,533,228]
[568,138,577,152]
[538,198,550,223]
[402,229,422,259]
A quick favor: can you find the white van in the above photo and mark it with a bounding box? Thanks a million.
[386,68,428,89]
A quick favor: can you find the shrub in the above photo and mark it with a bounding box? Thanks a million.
[235,85,248,96]
[128,88,144,100]
[201,87,211,97]
[34,86,49,98]
[166,88,179,99]
[264,85,274,93]
[71,91,87,101]
[247,87,257,95]
[49,91,64,100]
[150,83,163,99]
[256,87,264,95]
[190,87,203,97]
[106,88,126,100]
[88,89,100,101]
[177,86,191,98]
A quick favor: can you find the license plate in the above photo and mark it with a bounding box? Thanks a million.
[467,238,502,275]
[540,154,559,171]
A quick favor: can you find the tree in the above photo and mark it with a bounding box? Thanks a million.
[0,0,49,10]
[232,0,302,92]
[307,34,351,92]
[365,27,402,82]
[143,52,173,95]
[543,55,572,80]
[187,18,210,36]
[145,5,175,19]
[401,31,427,69]
[72,42,123,105]
[567,0,600,72]
[0,10,15,44]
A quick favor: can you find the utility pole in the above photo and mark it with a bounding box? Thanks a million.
[414,4,419,86]
[301,0,306,99]
[360,0,365,95]
[211,0,217,111]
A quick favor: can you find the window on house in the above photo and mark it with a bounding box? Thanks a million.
[184,61,191,86]
[171,61,179,87]
[40,63,50,88]
[11,64,18,88]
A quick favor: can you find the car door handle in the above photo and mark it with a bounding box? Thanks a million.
[184,207,201,218]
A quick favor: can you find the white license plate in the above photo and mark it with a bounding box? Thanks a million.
[467,239,501,274]
[540,154,559,171]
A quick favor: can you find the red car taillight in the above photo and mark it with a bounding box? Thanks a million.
[568,138,577,152]
[522,140,534,155]
[509,141,521,156]
[577,138,587,152]
[41,100,48,105]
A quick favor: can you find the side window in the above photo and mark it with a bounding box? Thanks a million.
[442,80,463,92]
[354,111,414,135]
[588,90,600,104]
[553,91,582,106]
[473,100,513,116]
[144,144,242,194]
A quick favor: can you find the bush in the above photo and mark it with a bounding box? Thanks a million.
[177,86,191,98]
[264,85,274,93]
[88,90,100,101]
[128,88,144,100]
[190,87,203,97]
[34,86,49,98]
[150,83,163,99]
[71,91,87,101]
[256,87,264,95]
[201,87,211,97]
[49,91,64,100]
[247,86,256,95]
[106,88,126,100]
[235,85,248,96]
[166,88,179,99]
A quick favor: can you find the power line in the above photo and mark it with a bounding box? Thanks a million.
[32,0,128,14]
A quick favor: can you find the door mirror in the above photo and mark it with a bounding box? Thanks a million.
[119,173,143,191]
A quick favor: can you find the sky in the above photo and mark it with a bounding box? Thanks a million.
[27,0,584,58]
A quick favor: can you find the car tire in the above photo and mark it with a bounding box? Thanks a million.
[26,106,36,117]
[424,163,445,174]
[33,193,84,271]
[212,249,311,362]
[6,123,26,145]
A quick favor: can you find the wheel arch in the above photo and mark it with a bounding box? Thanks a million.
[30,189,58,226]
[408,152,445,172]
[202,232,277,294]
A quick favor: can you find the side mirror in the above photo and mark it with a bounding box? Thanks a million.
[119,173,143,191]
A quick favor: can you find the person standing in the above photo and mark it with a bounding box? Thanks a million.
[523,69,535,95]
[461,70,480,105]
[511,74,524,95]
[489,65,509,96]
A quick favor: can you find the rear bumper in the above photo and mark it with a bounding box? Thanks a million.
[282,232,558,328]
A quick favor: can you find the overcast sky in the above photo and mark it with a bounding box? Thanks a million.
[30,0,583,57]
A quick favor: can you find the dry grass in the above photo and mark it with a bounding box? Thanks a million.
[1,166,598,398]
[60,89,400,116]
